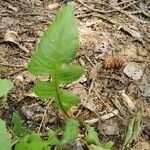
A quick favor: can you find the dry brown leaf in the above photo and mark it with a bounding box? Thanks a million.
[48,3,59,10]
[89,68,97,80]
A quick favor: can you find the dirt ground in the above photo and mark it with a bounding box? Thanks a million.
[0,0,150,149]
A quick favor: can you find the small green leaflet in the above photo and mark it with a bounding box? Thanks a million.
[12,112,30,137]
[47,129,59,145]
[28,5,84,115]
[57,90,80,112]
[85,125,100,146]
[58,64,84,84]
[60,119,79,145]
[0,119,11,150]
[0,79,13,97]
[34,81,56,99]
[85,125,114,150]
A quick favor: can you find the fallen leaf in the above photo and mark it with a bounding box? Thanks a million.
[48,3,59,10]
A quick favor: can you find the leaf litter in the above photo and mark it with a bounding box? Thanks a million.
[0,0,150,149]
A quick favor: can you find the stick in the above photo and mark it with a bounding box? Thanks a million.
[38,100,54,133]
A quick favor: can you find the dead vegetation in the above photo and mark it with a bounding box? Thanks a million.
[0,0,150,149]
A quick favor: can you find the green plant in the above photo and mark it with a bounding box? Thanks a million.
[0,79,13,106]
[14,118,79,150]
[0,5,82,150]
[123,110,142,148]
[0,4,144,150]
[85,124,114,150]
[28,5,84,117]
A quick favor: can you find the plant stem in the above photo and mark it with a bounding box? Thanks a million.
[54,78,70,118]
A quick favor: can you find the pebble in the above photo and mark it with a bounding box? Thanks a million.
[123,62,143,80]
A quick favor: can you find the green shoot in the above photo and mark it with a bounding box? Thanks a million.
[85,124,114,150]
[28,5,84,117]
[123,110,142,148]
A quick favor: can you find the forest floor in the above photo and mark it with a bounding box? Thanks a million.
[0,0,150,149]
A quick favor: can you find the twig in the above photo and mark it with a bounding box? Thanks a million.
[101,110,119,120]
[76,0,114,14]
[132,4,150,18]
[0,62,26,68]
[77,13,92,19]
[77,0,141,14]
[120,90,136,110]
[115,0,139,7]
[5,68,26,77]
[38,99,54,133]
[0,12,54,17]
[94,90,125,124]
[84,55,96,68]
[84,110,119,124]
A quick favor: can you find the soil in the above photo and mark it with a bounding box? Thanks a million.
[0,0,150,149]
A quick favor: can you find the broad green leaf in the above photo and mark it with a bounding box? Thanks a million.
[34,81,56,99]
[57,90,80,112]
[0,79,13,97]
[60,119,79,145]
[85,125,100,146]
[47,129,59,145]
[12,112,30,137]
[58,64,84,84]
[0,119,11,150]
[28,5,79,76]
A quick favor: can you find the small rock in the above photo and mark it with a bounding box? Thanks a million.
[86,21,96,27]
[22,106,35,120]
[143,85,150,98]
[8,5,18,12]
[123,62,143,80]
[16,75,24,82]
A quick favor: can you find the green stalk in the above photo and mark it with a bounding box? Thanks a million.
[53,75,70,118]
